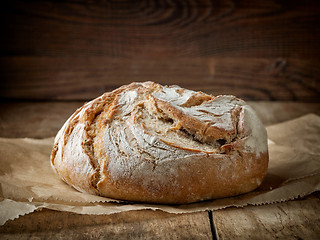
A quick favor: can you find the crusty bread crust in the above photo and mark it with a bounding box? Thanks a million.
[50,82,269,204]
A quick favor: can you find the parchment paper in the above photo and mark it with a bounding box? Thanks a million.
[1,114,319,225]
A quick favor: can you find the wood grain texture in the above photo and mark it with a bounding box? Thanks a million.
[1,0,319,58]
[0,101,84,138]
[0,210,212,239]
[212,195,320,239]
[1,57,319,101]
[1,0,319,101]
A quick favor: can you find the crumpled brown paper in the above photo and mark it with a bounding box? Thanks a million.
[1,114,319,225]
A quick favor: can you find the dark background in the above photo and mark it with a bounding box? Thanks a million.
[1,0,319,102]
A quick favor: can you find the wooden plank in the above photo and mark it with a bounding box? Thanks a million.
[0,101,84,138]
[0,209,212,239]
[1,57,319,101]
[1,0,319,58]
[212,195,320,239]
[1,0,319,101]
[248,101,320,126]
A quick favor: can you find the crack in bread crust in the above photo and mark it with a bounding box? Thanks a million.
[51,82,269,204]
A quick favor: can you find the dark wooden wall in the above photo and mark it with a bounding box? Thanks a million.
[1,0,319,101]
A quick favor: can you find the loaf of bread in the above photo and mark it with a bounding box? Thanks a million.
[50,82,268,204]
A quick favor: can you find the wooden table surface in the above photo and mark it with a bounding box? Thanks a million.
[0,101,319,239]
[1,0,319,238]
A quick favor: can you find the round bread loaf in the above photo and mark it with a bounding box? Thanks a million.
[50,82,269,204]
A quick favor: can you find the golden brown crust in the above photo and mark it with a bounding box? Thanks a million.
[50,82,269,204]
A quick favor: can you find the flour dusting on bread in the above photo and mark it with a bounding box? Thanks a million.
[51,82,269,204]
